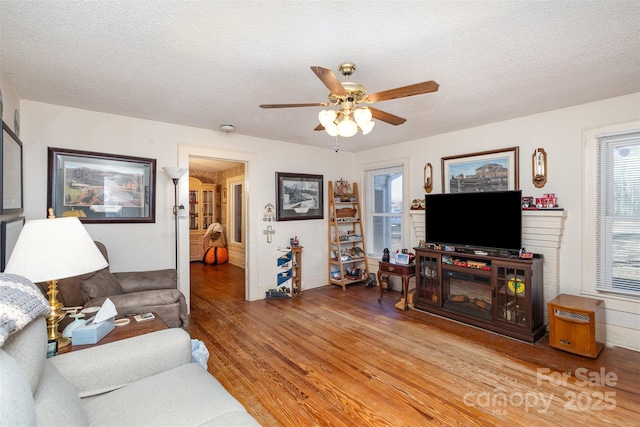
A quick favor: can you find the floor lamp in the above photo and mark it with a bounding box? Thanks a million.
[163,167,188,269]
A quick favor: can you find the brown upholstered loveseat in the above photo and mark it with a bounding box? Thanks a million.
[36,242,188,328]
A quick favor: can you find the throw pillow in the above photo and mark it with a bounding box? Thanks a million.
[81,269,123,300]
[0,273,50,347]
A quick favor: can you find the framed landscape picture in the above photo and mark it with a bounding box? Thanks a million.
[442,147,519,193]
[47,147,156,223]
[276,172,323,221]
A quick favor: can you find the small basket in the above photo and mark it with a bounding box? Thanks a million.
[336,207,356,218]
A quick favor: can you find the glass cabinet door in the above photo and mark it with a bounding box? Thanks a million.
[417,254,441,306]
[201,189,215,230]
[494,264,528,328]
[189,190,198,231]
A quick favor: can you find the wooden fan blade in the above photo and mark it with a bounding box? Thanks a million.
[367,81,439,103]
[260,103,326,109]
[311,66,347,97]
[314,124,325,131]
[370,107,407,126]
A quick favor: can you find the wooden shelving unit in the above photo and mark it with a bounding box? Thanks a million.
[328,181,369,290]
[291,246,303,295]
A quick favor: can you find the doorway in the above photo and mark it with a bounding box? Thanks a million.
[189,157,246,299]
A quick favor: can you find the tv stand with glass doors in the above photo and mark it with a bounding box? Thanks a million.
[414,247,545,343]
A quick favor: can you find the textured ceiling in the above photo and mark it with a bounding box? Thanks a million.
[1,1,639,152]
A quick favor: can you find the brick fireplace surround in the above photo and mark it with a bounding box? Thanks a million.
[410,209,567,322]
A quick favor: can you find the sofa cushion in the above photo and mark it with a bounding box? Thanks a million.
[82,363,260,426]
[3,318,48,395]
[38,275,87,307]
[34,361,88,426]
[0,349,37,425]
[82,269,123,300]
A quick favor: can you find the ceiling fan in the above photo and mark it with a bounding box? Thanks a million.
[259,62,439,138]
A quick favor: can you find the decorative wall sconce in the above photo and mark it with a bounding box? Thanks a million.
[532,148,547,188]
[423,163,433,193]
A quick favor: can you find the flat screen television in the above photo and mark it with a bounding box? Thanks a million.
[424,190,522,251]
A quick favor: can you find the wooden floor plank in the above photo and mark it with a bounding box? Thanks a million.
[186,262,640,426]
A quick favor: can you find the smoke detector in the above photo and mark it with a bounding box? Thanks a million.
[220,124,235,133]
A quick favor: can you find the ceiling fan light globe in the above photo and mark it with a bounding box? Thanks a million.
[324,123,339,137]
[360,120,375,135]
[318,110,338,128]
[353,107,372,127]
[337,117,358,138]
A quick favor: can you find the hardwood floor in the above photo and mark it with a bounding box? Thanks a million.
[186,262,640,426]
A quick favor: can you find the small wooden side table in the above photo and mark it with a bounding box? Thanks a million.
[377,261,416,309]
[58,313,168,354]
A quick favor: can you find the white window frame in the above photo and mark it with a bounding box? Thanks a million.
[583,121,640,303]
[228,175,245,248]
[362,158,410,259]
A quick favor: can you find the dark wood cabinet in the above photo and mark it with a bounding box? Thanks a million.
[414,248,545,342]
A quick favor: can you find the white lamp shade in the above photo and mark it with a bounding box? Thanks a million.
[353,107,372,127]
[5,217,108,283]
[177,206,189,218]
[360,120,375,135]
[337,117,358,137]
[163,167,188,180]
[318,110,338,128]
[324,122,339,137]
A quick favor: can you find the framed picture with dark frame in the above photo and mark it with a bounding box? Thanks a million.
[48,147,156,223]
[442,146,519,193]
[276,172,324,221]
[1,121,24,214]
[1,216,25,271]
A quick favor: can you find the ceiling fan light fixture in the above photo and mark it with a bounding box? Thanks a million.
[353,107,372,127]
[360,120,375,135]
[337,116,358,137]
[318,110,338,128]
[325,122,339,137]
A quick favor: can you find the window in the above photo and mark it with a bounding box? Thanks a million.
[365,164,404,257]
[594,128,640,296]
[228,177,244,246]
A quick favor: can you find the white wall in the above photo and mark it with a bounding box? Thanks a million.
[355,93,640,351]
[17,100,355,306]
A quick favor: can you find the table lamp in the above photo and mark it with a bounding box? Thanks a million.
[4,216,108,347]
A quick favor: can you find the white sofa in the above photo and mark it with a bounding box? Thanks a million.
[0,274,259,426]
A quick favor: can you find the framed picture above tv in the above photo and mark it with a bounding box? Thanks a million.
[442,147,519,193]
[47,147,156,223]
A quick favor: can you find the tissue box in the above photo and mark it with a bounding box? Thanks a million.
[72,317,115,345]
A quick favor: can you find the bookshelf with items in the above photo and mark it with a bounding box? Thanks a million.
[328,181,369,290]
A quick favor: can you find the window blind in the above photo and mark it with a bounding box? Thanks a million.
[596,130,640,296]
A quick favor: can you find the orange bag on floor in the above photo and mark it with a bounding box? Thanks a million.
[203,247,228,265]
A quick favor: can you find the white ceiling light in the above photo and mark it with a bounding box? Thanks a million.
[353,107,372,127]
[337,116,358,137]
[220,124,235,132]
[318,106,375,138]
